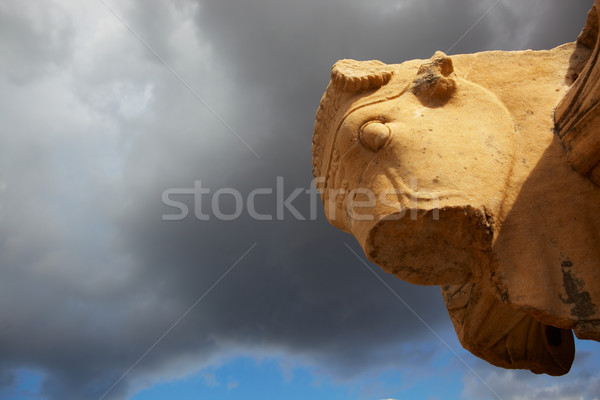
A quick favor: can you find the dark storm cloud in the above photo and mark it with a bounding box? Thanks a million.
[0,0,594,399]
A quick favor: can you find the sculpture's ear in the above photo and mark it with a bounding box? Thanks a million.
[331,59,394,92]
[412,51,457,107]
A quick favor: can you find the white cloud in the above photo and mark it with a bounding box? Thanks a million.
[461,356,600,400]
[227,381,239,390]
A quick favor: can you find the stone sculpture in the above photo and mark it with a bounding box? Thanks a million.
[312,1,600,376]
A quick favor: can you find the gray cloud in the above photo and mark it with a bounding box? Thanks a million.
[461,349,600,400]
[0,0,74,83]
[0,0,595,399]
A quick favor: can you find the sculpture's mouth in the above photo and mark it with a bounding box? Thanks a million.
[327,154,493,286]
[363,205,494,286]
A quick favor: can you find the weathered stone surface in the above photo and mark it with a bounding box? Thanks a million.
[312,2,600,376]
[556,0,600,187]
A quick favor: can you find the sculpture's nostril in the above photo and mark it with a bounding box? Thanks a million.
[359,121,391,152]
[545,325,563,347]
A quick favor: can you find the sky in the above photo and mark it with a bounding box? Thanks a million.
[0,0,598,399]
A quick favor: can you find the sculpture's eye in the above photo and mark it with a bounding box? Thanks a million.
[359,121,391,152]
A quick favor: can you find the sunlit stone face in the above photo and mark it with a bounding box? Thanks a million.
[313,32,600,374]
[323,78,516,285]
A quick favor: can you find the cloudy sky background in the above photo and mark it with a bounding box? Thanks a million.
[0,0,598,399]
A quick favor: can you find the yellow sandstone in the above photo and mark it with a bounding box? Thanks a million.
[312,1,600,376]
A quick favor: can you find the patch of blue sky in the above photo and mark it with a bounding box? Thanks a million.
[0,368,45,400]
[128,353,466,400]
